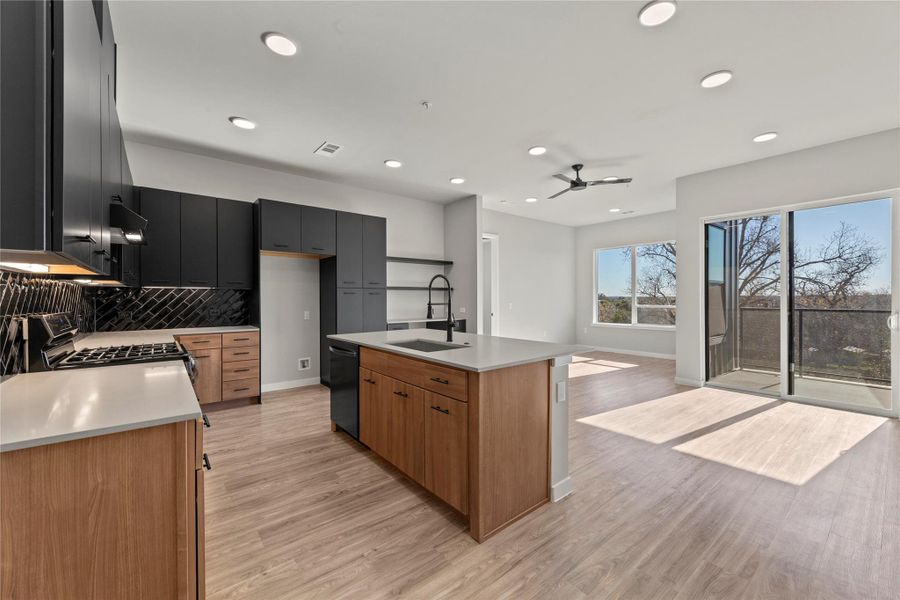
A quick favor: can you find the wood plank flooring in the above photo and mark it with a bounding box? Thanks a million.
[203,352,900,599]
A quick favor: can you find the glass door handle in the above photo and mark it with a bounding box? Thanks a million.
[889,313,899,331]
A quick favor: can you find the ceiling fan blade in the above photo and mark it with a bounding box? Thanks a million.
[587,177,633,186]
[553,174,573,183]
[547,188,571,199]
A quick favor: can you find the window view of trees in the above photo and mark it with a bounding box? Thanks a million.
[595,243,676,326]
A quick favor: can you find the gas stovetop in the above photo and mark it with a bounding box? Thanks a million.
[55,343,190,369]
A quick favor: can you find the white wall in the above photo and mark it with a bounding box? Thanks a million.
[443,196,482,329]
[675,128,900,385]
[574,211,677,357]
[482,210,576,344]
[126,140,446,388]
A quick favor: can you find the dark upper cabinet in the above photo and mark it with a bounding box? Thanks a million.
[217,199,253,289]
[335,212,363,288]
[362,215,387,288]
[53,0,103,269]
[139,188,181,286]
[363,289,386,332]
[258,199,301,252]
[180,194,217,287]
[301,206,336,255]
[116,148,139,287]
[336,289,364,334]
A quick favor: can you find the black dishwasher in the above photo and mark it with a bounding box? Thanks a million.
[328,341,359,439]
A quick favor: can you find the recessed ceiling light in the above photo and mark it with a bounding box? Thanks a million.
[638,0,677,27]
[384,159,402,168]
[262,32,298,56]
[528,146,547,156]
[753,131,778,143]
[449,177,465,184]
[525,197,538,203]
[609,208,622,213]
[602,176,620,182]
[700,70,733,88]
[228,116,256,130]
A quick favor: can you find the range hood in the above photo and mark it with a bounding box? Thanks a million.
[109,203,148,245]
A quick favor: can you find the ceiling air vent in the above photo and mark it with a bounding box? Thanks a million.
[314,141,342,157]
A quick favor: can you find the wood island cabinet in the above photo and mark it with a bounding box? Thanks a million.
[356,347,550,542]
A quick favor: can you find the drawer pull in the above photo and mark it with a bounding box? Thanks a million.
[233,351,250,356]
[364,378,376,384]
[233,337,250,341]
[430,377,450,385]
[273,243,289,248]
[431,406,449,414]
[202,414,210,428]
[312,247,325,251]
[202,453,212,471]
[233,368,250,373]
[393,391,408,398]
[233,387,250,392]
[192,340,210,344]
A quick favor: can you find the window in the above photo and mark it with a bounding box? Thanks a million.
[594,242,676,326]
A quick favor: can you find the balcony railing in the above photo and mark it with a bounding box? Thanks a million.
[738,306,891,386]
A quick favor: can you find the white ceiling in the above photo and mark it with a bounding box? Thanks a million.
[110,1,900,227]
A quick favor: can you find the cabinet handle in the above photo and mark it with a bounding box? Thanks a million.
[273,243,289,249]
[342,281,356,284]
[393,390,408,398]
[233,337,250,341]
[189,279,209,284]
[150,279,170,284]
[234,368,250,373]
[226,280,245,285]
[430,377,449,385]
[192,340,211,344]
[367,282,381,285]
[431,406,450,415]
[368,292,381,295]
[202,453,212,470]
[111,194,122,202]
[233,387,250,392]
[78,235,98,245]
[342,291,357,295]
[311,247,325,251]
[233,351,250,356]
[202,414,210,428]
[363,378,375,384]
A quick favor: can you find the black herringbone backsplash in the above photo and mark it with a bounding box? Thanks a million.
[1,271,251,376]
[85,286,250,331]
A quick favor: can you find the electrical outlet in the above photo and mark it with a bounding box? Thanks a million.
[303,310,310,320]
[298,357,311,371]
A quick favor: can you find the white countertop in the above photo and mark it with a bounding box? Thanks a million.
[0,361,201,453]
[75,325,258,349]
[328,328,588,372]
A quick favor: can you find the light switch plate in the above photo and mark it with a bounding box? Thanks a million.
[556,380,567,403]
[303,310,311,320]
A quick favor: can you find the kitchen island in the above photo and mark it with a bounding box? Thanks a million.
[328,329,586,542]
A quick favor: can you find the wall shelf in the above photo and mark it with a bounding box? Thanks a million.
[386,256,453,266]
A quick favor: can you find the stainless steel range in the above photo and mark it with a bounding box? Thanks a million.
[22,313,192,374]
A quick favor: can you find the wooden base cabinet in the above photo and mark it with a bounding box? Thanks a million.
[177,332,260,406]
[424,392,468,515]
[0,420,205,599]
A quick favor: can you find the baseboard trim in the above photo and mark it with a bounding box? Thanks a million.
[586,346,676,360]
[674,377,704,387]
[551,476,574,502]
[262,377,321,393]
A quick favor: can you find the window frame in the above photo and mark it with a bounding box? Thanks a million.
[592,240,677,330]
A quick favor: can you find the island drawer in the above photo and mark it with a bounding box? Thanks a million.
[223,331,259,348]
[360,347,468,402]
[222,360,260,382]
[223,377,260,400]
[178,334,222,351]
[222,346,260,362]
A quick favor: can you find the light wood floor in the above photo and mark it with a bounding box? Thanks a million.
[203,352,900,599]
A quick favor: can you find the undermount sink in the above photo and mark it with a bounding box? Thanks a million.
[387,339,469,353]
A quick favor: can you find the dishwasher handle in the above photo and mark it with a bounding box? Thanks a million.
[328,345,358,358]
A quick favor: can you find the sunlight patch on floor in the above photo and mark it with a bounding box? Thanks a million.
[576,387,773,443]
[568,357,639,378]
[674,402,886,485]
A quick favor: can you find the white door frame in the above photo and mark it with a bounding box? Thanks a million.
[480,233,500,336]
[698,187,899,418]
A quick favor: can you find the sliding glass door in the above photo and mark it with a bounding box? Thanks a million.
[789,197,894,412]
[705,194,898,416]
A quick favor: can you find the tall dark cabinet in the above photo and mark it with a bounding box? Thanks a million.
[217,199,254,289]
[180,194,218,287]
[139,188,181,286]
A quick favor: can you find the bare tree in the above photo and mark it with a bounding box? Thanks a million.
[635,243,676,305]
[736,216,781,305]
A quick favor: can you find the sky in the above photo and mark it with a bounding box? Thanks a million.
[596,197,893,297]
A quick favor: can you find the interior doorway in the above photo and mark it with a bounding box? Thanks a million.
[481,234,500,336]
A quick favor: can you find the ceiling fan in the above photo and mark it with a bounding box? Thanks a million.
[549,164,632,199]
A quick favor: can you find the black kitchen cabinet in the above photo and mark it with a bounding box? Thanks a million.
[180,194,217,287]
[337,289,364,334]
[258,199,301,253]
[217,199,254,289]
[362,216,387,288]
[301,206,336,255]
[139,188,181,286]
[335,212,363,288]
[54,0,103,270]
[112,145,139,287]
[363,289,387,332]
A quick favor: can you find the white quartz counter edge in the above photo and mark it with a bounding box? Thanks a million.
[0,360,201,453]
[328,329,589,372]
[76,325,259,349]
